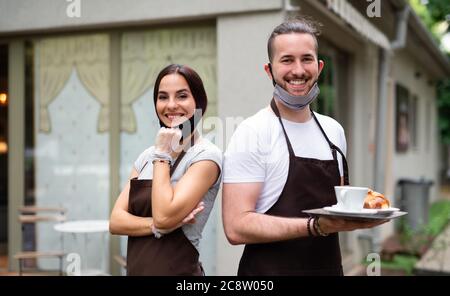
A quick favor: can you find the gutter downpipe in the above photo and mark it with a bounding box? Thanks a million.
[372,5,410,252]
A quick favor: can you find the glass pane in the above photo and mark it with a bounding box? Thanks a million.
[395,84,410,152]
[410,95,417,149]
[33,34,110,273]
[313,54,336,117]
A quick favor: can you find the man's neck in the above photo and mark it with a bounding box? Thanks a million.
[272,98,312,123]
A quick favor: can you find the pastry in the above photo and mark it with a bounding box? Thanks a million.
[363,189,390,209]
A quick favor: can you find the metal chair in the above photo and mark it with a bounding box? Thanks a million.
[14,206,67,275]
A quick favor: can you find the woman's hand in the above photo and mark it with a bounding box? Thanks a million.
[154,127,182,155]
[157,202,205,234]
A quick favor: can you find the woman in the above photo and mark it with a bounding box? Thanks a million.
[110,64,222,276]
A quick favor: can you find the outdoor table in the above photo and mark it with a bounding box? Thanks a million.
[54,220,110,275]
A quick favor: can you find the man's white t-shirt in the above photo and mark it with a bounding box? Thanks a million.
[223,107,347,213]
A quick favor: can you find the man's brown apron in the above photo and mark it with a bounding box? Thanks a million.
[126,151,203,276]
[238,99,349,276]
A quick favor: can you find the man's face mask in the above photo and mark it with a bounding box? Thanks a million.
[273,82,320,110]
[268,63,320,110]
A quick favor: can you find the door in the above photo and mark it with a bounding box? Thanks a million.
[0,44,8,270]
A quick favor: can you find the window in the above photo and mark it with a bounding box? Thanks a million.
[425,98,431,152]
[396,85,409,152]
[410,95,418,149]
[313,54,335,117]
[395,84,418,153]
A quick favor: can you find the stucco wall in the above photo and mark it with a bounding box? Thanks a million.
[215,11,284,275]
[392,49,440,202]
[0,0,282,35]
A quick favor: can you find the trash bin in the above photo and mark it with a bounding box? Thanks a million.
[398,178,433,232]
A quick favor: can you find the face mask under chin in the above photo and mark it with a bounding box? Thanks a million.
[158,110,202,143]
[273,82,320,110]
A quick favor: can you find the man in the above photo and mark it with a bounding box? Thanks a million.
[222,17,385,276]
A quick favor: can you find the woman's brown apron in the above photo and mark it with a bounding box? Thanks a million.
[238,99,349,276]
[126,151,203,276]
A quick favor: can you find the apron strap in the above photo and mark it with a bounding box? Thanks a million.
[331,144,349,185]
[311,111,349,186]
[270,99,295,157]
[139,161,149,175]
[170,150,186,176]
[311,111,334,150]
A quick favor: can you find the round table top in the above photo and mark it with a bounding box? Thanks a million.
[54,220,109,233]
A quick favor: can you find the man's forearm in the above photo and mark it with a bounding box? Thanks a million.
[228,212,309,244]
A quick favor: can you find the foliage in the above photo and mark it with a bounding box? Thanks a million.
[380,254,418,275]
[437,77,450,145]
[426,200,450,235]
[377,201,450,275]
[425,0,450,24]
[399,200,450,252]
[409,0,449,41]
[409,0,450,145]
[409,0,435,31]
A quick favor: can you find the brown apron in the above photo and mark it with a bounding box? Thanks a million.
[237,99,349,276]
[126,151,203,276]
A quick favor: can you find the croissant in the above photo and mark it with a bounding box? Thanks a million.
[364,189,390,209]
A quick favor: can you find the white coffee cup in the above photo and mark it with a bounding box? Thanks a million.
[334,186,369,211]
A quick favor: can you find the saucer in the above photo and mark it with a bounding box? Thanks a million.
[323,205,377,215]
[374,207,400,215]
[303,208,408,221]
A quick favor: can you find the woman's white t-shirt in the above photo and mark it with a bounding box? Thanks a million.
[134,138,223,251]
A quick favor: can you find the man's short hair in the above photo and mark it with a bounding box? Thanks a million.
[267,16,322,62]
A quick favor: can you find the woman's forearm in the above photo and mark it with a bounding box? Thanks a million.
[151,162,177,227]
[110,209,153,237]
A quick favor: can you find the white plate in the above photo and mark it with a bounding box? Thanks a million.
[303,208,408,221]
[323,205,377,215]
[324,205,400,216]
[374,207,400,215]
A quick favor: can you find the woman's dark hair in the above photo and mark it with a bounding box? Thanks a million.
[153,64,208,116]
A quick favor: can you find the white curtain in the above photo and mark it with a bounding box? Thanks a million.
[121,26,217,133]
[37,35,110,133]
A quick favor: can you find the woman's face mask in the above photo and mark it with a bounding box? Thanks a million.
[158,109,202,142]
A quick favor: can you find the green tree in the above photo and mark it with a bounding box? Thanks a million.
[437,78,450,145]
[426,0,450,23]
[409,0,449,42]
[409,0,450,146]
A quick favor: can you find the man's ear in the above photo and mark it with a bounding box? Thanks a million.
[264,63,273,79]
[318,60,325,75]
